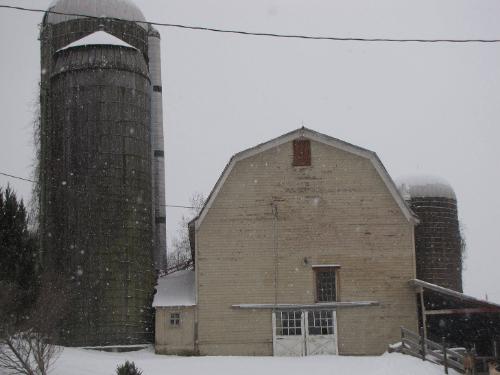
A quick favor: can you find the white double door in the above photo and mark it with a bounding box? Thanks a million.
[272,310,337,356]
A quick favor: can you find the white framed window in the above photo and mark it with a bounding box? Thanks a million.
[170,312,180,327]
[308,310,334,335]
[276,310,302,336]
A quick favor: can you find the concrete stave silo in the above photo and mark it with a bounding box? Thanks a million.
[398,176,463,292]
[39,0,166,346]
[148,27,167,271]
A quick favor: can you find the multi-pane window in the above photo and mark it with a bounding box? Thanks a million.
[276,310,302,336]
[308,310,334,335]
[170,313,180,327]
[315,268,337,302]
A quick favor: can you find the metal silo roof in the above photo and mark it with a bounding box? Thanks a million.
[46,0,147,29]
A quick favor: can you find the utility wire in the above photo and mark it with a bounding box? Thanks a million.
[0,171,294,210]
[1,4,500,43]
[0,171,282,210]
[0,172,35,183]
[165,204,196,209]
[0,170,195,209]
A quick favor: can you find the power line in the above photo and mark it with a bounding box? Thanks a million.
[0,171,294,211]
[165,205,195,209]
[1,4,500,44]
[0,170,195,209]
[0,172,35,183]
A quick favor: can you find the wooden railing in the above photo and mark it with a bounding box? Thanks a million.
[162,259,194,276]
[400,327,468,374]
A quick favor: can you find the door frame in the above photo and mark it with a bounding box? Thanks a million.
[272,310,306,356]
[272,309,338,356]
[304,310,338,356]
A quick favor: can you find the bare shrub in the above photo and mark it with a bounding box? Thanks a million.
[0,330,60,375]
[0,276,68,375]
[166,192,205,274]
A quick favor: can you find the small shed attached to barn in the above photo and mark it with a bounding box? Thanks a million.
[154,270,196,355]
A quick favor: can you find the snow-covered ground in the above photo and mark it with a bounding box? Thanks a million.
[21,346,458,375]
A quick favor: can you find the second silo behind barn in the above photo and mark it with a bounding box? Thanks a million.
[398,176,463,292]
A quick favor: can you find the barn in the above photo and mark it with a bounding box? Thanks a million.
[154,127,421,356]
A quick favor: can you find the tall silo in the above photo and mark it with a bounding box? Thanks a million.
[398,176,463,292]
[148,27,167,271]
[39,0,166,346]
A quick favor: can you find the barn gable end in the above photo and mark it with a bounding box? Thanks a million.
[194,128,418,230]
[190,127,419,356]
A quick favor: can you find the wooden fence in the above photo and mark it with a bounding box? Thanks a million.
[401,327,467,374]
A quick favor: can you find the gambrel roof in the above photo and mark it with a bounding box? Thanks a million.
[193,127,419,230]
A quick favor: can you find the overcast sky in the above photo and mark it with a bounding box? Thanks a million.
[1,0,499,301]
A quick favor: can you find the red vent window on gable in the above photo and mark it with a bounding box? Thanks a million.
[293,139,311,166]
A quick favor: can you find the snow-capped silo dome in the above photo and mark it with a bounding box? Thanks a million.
[396,175,456,201]
[46,0,147,29]
[396,175,462,293]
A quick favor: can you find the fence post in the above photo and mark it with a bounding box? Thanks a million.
[420,327,426,361]
[401,328,405,354]
[442,337,448,375]
[471,347,477,375]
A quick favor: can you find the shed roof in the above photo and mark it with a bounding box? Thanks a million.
[410,279,500,309]
[192,127,418,230]
[153,270,196,308]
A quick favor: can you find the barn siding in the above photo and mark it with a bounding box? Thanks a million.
[195,139,418,356]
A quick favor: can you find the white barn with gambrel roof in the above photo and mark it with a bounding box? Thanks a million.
[155,128,419,356]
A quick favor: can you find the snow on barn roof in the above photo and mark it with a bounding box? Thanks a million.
[57,31,137,52]
[46,0,147,29]
[396,175,456,200]
[153,270,196,308]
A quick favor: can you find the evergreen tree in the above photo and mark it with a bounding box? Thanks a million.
[116,361,143,375]
[0,186,38,308]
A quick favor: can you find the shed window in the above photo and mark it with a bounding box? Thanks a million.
[170,313,180,326]
[315,268,337,302]
[293,139,311,166]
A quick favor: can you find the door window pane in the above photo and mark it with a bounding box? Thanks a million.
[308,310,334,335]
[276,310,302,336]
